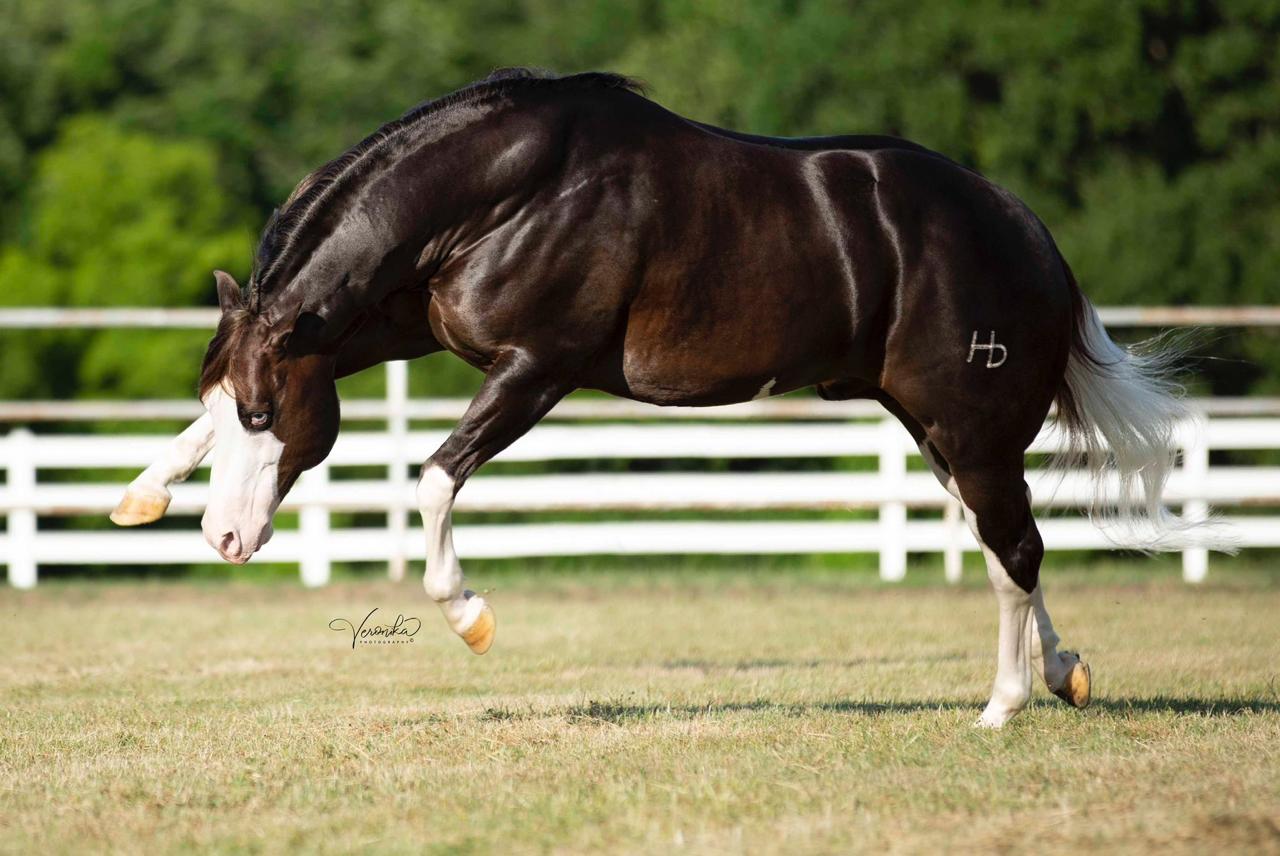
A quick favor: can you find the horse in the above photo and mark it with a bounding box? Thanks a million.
[110,68,1222,727]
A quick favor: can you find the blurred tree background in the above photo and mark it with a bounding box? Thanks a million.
[1,0,1278,401]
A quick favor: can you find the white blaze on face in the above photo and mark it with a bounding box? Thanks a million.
[200,383,285,564]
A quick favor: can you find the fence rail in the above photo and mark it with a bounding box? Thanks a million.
[5,305,1280,329]
[6,395,1280,423]
[2,306,1277,588]
[1,414,1276,588]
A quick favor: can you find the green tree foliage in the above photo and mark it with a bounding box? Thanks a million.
[0,116,251,397]
[1,0,1278,400]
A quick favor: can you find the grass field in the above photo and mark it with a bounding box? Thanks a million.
[2,564,1279,854]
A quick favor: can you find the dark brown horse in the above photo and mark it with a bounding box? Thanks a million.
[112,69,1220,727]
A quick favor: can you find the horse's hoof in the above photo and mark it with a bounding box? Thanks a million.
[1052,652,1091,709]
[109,487,171,526]
[460,601,496,655]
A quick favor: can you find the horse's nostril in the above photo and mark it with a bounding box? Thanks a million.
[219,532,238,554]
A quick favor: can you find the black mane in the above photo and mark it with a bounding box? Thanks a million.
[248,69,644,305]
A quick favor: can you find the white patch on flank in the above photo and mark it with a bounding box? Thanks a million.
[752,378,777,400]
[418,465,489,636]
[201,384,284,563]
[967,330,1007,368]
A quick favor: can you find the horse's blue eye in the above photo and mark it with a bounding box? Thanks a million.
[248,411,271,429]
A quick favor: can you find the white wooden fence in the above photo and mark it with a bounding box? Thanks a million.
[3,306,1279,588]
[4,409,1280,588]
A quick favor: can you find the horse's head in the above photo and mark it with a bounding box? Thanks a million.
[199,271,340,563]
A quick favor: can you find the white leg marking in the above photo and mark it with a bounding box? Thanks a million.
[1030,586,1072,692]
[979,550,1034,728]
[126,413,215,497]
[113,414,217,525]
[1016,483,1073,694]
[418,465,489,637]
[962,506,1034,729]
[921,450,1080,716]
[752,378,777,400]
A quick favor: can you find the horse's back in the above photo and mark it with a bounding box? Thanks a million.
[684,120,937,157]
[600,110,904,404]
[512,90,1072,415]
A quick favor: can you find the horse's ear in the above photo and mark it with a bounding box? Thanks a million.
[213,271,243,313]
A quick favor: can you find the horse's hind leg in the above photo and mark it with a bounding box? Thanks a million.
[874,387,1091,718]
[1030,587,1091,710]
[945,460,1042,726]
[919,443,1087,708]
[941,457,1089,726]
[418,351,573,653]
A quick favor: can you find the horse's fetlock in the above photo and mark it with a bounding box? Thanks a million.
[423,577,458,603]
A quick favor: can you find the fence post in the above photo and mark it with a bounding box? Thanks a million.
[878,419,907,581]
[299,460,331,587]
[7,428,38,589]
[386,360,410,581]
[1182,420,1210,583]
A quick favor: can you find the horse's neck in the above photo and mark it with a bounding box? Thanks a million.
[260,95,560,342]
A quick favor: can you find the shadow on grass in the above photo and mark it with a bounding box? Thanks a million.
[658,652,972,671]
[519,695,1280,724]
[1087,696,1280,716]
[561,699,964,722]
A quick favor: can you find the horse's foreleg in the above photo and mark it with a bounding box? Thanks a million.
[417,464,492,652]
[418,352,572,654]
[110,414,215,526]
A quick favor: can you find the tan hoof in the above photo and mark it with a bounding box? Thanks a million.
[109,487,171,526]
[460,602,496,655]
[1052,652,1091,709]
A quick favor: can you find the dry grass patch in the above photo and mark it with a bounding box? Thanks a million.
[1,566,1278,854]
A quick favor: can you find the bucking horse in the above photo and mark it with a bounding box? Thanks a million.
[111,69,1225,727]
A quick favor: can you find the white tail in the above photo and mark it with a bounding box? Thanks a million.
[1056,299,1234,552]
